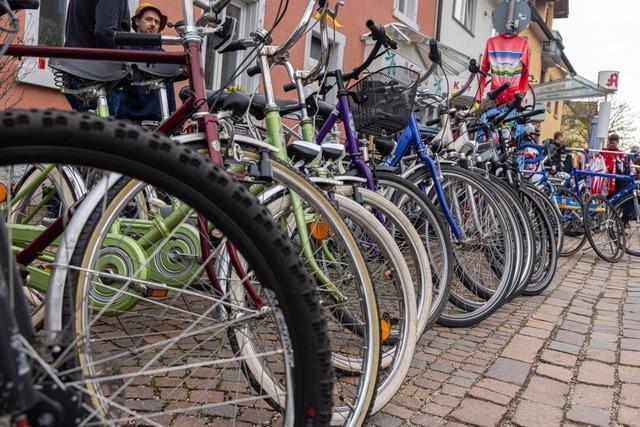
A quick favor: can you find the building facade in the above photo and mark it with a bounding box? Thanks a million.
[1,0,437,110]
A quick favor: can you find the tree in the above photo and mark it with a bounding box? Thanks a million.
[561,98,639,149]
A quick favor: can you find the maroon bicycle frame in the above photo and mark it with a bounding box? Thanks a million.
[4,42,263,305]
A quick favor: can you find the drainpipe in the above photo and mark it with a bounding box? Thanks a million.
[435,0,443,41]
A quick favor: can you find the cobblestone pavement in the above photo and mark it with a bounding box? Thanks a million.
[374,251,640,426]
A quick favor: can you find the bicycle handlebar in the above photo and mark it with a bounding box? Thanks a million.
[487,82,510,100]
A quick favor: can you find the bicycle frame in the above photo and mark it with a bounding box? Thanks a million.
[2,0,267,321]
[384,113,464,240]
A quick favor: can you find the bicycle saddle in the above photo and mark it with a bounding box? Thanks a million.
[305,95,334,121]
[373,136,396,157]
[48,58,133,85]
[135,63,188,83]
[178,88,303,120]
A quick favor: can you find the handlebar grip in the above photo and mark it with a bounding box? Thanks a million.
[516,108,546,122]
[428,39,441,64]
[247,65,261,77]
[366,19,396,48]
[219,39,249,53]
[211,0,233,15]
[487,82,510,100]
[468,58,479,73]
[113,31,161,47]
[283,82,297,92]
[424,117,440,126]
[507,92,524,109]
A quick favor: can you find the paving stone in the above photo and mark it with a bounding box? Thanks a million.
[618,406,640,426]
[501,335,545,363]
[621,350,640,366]
[521,376,569,408]
[513,400,563,427]
[368,412,403,427]
[410,413,446,426]
[619,366,640,384]
[620,384,640,408]
[548,340,581,355]
[519,326,552,339]
[486,357,531,385]
[536,363,573,382]
[577,361,616,386]
[440,383,467,397]
[555,330,586,346]
[567,405,610,426]
[540,349,578,367]
[450,398,507,427]
[622,338,640,351]
[381,403,414,419]
[586,348,616,363]
[560,320,590,334]
[572,384,614,409]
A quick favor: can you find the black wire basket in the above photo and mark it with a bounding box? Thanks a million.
[348,66,420,137]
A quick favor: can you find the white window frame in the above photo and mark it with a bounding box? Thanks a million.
[393,0,419,30]
[453,0,477,34]
[18,0,139,89]
[302,23,345,104]
[205,0,264,93]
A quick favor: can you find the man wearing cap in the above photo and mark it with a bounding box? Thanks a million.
[117,3,176,124]
[64,0,131,114]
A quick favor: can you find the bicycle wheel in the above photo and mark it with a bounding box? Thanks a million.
[4,164,80,326]
[524,182,564,254]
[553,187,586,256]
[0,110,333,426]
[518,187,558,296]
[583,194,625,262]
[227,156,383,426]
[375,171,453,331]
[614,192,640,256]
[406,164,515,327]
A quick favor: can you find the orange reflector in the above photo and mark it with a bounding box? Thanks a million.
[309,220,329,241]
[0,182,6,203]
[381,318,391,343]
[150,289,169,297]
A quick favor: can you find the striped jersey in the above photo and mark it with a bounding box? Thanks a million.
[476,34,530,104]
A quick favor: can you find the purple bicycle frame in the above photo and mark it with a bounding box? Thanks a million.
[315,93,377,191]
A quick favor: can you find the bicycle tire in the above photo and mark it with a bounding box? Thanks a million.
[0,109,333,426]
[375,170,453,331]
[583,194,625,262]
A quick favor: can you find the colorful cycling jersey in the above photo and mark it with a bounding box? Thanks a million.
[476,34,530,105]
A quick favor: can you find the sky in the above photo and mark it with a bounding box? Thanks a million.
[553,0,640,146]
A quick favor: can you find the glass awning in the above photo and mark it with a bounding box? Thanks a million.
[362,23,471,76]
[532,75,609,102]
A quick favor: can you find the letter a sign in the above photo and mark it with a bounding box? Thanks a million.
[598,71,620,92]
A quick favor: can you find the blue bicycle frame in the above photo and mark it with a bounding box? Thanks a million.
[384,113,463,240]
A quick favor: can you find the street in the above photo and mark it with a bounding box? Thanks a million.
[374,251,639,426]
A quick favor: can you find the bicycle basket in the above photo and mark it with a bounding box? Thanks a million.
[348,66,419,137]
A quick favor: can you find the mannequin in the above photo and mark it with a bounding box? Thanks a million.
[476,33,530,104]
[476,0,531,105]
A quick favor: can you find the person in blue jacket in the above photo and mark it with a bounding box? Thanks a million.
[117,3,176,123]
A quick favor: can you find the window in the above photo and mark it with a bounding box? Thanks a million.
[393,0,419,29]
[19,0,139,88]
[204,0,264,93]
[453,0,476,33]
[303,24,345,104]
